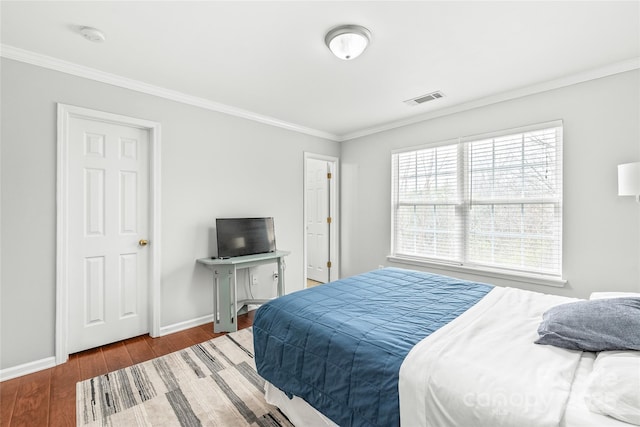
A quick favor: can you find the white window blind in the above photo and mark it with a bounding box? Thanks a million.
[391,121,563,278]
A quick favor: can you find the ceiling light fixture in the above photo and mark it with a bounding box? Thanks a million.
[79,26,106,43]
[325,25,371,60]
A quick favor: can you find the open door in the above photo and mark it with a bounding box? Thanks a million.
[304,153,339,286]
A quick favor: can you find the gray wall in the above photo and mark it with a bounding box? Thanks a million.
[341,70,640,299]
[0,58,339,369]
[2,57,639,373]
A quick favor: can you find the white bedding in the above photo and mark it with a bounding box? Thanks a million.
[561,352,633,427]
[399,286,584,427]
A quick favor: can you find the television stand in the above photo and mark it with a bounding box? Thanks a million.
[197,250,290,333]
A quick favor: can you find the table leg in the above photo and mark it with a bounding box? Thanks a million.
[277,257,285,296]
[214,265,237,333]
[213,268,218,327]
[231,265,237,326]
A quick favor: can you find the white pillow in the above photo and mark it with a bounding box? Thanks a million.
[590,292,640,300]
[584,350,640,425]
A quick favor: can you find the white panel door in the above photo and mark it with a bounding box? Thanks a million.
[67,117,150,353]
[306,159,329,283]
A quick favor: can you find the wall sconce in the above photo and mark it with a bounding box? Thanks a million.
[618,162,640,202]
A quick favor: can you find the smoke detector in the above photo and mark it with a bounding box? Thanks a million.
[79,26,106,43]
[404,91,445,106]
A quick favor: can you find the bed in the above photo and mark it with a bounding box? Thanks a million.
[253,267,640,427]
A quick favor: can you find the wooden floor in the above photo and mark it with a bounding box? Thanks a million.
[306,279,323,288]
[0,311,255,427]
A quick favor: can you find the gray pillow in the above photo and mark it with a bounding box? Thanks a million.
[535,298,640,351]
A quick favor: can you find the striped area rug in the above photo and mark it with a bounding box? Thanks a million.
[76,328,293,426]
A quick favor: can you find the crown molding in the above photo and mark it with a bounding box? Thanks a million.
[337,57,640,141]
[2,44,638,143]
[0,44,340,141]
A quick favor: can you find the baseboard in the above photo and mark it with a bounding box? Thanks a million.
[158,314,214,337]
[0,356,56,382]
[1,316,214,381]
[158,305,260,337]
[1,314,225,381]
[2,311,253,380]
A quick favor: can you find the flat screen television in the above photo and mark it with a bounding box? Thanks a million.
[216,217,276,258]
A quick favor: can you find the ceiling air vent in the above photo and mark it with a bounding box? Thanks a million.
[404,91,445,106]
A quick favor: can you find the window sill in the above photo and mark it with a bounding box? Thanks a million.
[386,255,567,288]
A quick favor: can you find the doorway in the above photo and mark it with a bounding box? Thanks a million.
[56,104,161,364]
[304,153,339,286]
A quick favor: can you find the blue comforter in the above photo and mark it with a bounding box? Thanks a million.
[253,267,493,427]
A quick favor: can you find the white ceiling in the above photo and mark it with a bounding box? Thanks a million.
[1,1,639,140]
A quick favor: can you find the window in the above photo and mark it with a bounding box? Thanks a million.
[391,121,563,279]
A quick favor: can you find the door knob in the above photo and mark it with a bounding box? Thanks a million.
[139,239,149,247]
